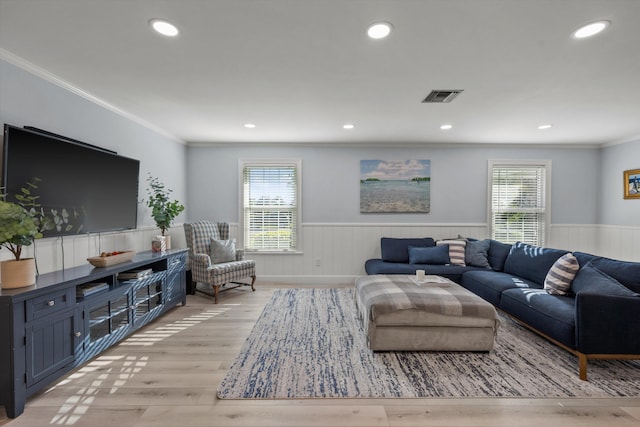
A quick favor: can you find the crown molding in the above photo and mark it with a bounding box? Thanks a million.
[0,48,184,144]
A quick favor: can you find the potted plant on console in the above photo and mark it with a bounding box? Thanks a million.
[0,178,45,289]
[145,174,184,251]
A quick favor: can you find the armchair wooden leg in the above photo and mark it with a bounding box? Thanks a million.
[214,285,220,304]
[250,275,256,292]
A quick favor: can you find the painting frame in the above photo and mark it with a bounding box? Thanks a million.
[360,159,431,213]
[624,169,640,199]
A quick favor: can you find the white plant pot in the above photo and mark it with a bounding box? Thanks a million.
[152,236,167,253]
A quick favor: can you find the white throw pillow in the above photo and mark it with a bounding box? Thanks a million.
[211,238,236,263]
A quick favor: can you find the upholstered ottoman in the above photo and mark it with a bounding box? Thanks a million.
[355,274,500,352]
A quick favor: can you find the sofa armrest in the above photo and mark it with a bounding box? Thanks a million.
[575,291,640,354]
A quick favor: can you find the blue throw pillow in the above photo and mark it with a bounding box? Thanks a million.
[465,239,491,269]
[380,237,435,263]
[408,245,450,265]
[503,242,568,285]
[570,264,639,297]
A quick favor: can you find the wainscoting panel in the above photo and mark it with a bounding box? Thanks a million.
[4,222,638,285]
[597,225,640,262]
[239,223,640,284]
[1,225,187,276]
[242,223,490,284]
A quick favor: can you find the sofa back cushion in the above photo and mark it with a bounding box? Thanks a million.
[380,237,436,263]
[487,240,513,271]
[503,242,568,285]
[588,257,640,293]
[408,245,450,265]
[571,264,639,296]
[572,251,598,268]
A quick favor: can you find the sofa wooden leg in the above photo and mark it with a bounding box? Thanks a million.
[213,285,220,304]
[578,353,588,381]
[250,275,256,292]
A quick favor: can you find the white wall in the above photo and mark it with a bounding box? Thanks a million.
[596,138,640,262]
[599,139,640,226]
[187,144,599,224]
[186,143,610,283]
[0,58,188,271]
[3,53,639,282]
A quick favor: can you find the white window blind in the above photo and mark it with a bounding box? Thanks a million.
[490,163,547,246]
[241,161,300,251]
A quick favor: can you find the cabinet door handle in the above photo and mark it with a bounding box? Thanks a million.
[74,332,82,337]
[47,300,55,307]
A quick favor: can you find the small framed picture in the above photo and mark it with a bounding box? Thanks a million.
[624,169,640,199]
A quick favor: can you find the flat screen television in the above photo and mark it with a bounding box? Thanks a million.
[1,124,140,237]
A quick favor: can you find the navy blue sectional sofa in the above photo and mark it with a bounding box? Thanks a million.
[364,237,640,380]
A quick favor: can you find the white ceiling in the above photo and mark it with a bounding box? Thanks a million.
[1,0,639,146]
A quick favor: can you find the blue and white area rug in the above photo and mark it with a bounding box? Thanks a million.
[217,288,640,399]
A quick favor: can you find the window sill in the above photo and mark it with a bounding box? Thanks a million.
[245,250,303,255]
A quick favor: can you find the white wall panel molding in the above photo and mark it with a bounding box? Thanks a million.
[10,222,639,284]
[597,224,640,262]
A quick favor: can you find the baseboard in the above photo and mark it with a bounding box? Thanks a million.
[256,275,358,286]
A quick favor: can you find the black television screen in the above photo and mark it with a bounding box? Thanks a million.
[1,124,140,237]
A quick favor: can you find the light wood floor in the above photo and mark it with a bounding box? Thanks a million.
[2,282,640,427]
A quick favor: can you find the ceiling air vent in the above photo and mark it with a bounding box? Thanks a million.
[422,89,463,103]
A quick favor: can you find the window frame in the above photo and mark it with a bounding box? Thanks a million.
[487,159,551,246]
[238,158,302,254]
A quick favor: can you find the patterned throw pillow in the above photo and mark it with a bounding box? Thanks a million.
[544,252,579,296]
[211,238,237,264]
[436,239,466,266]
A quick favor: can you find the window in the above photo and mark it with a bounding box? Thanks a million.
[240,159,301,252]
[489,160,550,246]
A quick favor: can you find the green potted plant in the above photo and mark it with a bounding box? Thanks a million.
[0,178,44,289]
[145,174,184,250]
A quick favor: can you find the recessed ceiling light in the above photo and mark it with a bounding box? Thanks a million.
[440,124,453,130]
[343,124,355,130]
[244,123,256,129]
[537,124,553,130]
[572,20,610,39]
[150,19,180,37]
[367,22,392,39]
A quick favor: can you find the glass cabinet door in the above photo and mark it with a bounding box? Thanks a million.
[131,274,164,326]
[88,292,131,343]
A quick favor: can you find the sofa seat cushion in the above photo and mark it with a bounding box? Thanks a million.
[500,288,576,348]
[461,270,539,306]
[363,260,484,284]
[420,265,485,284]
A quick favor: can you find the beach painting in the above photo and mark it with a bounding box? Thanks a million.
[360,160,431,213]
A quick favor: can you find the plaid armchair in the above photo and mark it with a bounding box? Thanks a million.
[183,221,256,303]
